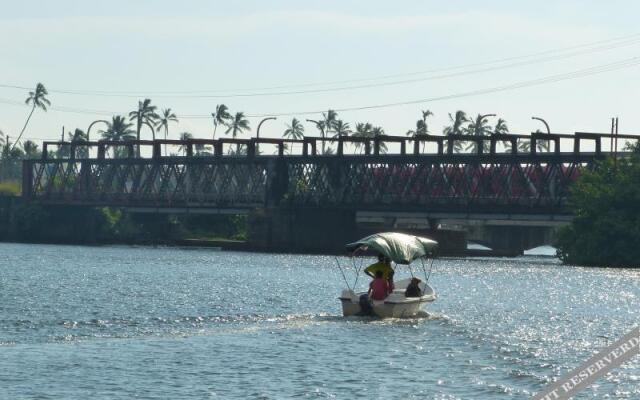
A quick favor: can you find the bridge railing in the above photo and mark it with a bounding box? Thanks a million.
[39,131,638,160]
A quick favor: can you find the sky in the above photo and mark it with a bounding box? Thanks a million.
[1,0,639,148]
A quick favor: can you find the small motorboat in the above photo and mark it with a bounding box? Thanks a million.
[337,232,438,318]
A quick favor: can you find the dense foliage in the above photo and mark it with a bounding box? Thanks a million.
[7,204,247,245]
[556,145,640,267]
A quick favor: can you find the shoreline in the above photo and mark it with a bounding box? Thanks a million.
[0,237,549,258]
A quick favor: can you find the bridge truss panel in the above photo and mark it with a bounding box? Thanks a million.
[25,154,595,214]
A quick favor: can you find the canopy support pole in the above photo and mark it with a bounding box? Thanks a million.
[334,257,351,291]
[351,249,365,290]
[423,257,435,282]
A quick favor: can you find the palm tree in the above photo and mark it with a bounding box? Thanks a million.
[493,118,509,135]
[22,140,40,159]
[3,144,24,161]
[443,111,469,153]
[421,109,433,132]
[101,116,135,141]
[519,129,550,153]
[443,111,468,135]
[372,126,385,136]
[101,115,136,158]
[321,109,338,153]
[212,104,231,139]
[353,122,373,138]
[13,83,50,150]
[70,128,89,158]
[283,118,305,140]
[407,120,427,137]
[56,129,87,158]
[332,120,351,138]
[129,99,159,155]
[309,120,326,137]
[178,132,193,154]
[372,126,388,154]
[410,109,433,150]
[492,118,511,152]
[407,120,429,152]
[322,110,338,135]
[225,112,250,138]
[465,114,493,153]
[353,122,374,153]
[156,108,178,155]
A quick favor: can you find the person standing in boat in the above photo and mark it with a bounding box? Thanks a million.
[364,254,393,280]
[364,254,395,290]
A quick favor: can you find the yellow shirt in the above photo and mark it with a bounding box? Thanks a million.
[364,261,394,280]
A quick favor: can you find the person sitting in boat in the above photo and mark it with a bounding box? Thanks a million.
[368,270,391,301]
[405,277,422,298]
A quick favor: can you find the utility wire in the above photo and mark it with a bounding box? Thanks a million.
[0,56,639,119]
[0,32,639,98]
[214,56,640,117]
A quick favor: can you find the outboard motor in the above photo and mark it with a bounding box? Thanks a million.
[358,294,374,316]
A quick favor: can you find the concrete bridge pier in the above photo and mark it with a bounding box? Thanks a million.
[247,208,467,255]
[248,208,358,253]
[467,224,557,255]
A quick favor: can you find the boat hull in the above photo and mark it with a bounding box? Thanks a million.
[339,283,436,318]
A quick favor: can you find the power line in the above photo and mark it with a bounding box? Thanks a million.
[0,56,639,119]
[218,56,640,117]
[1,32,640,98]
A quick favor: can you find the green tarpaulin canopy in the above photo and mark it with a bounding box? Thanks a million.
[346,232,438,264]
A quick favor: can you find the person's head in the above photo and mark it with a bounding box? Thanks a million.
[377,253,385,262]
[375,270,384,279]
[411,277,421,285]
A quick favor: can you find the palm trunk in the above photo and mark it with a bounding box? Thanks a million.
[11,104,36,151]
[164,126,168,156]
[136,112,142,158]
[213,122,218,140]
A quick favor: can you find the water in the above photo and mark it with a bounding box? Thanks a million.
[0,243,638,399]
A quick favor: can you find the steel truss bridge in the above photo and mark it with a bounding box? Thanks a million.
[22,132,637,219]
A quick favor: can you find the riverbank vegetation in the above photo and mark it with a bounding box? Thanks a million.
[556,142,640,267]
[3,203,247,245]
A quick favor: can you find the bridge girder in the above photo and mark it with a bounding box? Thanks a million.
[22,153,601,215]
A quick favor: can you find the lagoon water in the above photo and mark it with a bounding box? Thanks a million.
[0,243,638,399]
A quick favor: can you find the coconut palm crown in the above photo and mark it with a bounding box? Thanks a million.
[332,120,351,138]
[212,104,232,139]
[465,114,493,153]
[283,118,305,140]
[129,98,159,145]
[157,108,178,140]
[101,116,136,141]
[13,82,50,150]
[157,108,178,156]
[225,112,250,138]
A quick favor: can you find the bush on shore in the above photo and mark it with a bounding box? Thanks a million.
[556,146,640,267]
[9,204,247,245]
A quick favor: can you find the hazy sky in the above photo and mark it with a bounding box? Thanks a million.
[1,0,639,145]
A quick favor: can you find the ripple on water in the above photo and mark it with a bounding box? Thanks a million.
[0,243,638,399]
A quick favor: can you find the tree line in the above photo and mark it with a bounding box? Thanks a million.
[1,82,557,164]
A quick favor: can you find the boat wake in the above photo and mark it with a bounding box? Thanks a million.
[2,309,452,345]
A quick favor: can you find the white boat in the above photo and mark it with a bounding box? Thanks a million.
[336,232,438,318]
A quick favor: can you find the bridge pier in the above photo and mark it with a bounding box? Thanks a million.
[248,208,358,253]
[248,208,467,255]
[467,225,557,255]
